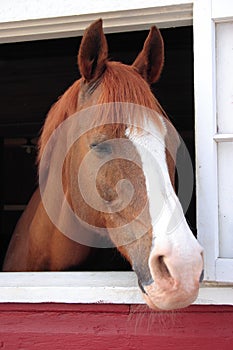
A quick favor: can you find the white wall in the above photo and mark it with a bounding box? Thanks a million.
[0,0,192,23]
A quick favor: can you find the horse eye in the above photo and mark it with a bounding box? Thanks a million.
[90,142,112,154]
[90,142,98,149]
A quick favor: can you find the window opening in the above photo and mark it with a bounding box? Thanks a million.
[0,26,194,271]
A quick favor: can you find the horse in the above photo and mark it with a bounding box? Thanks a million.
[3,19,204,310]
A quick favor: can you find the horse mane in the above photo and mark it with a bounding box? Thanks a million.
[38,61,167,163]
[37,80,81,163]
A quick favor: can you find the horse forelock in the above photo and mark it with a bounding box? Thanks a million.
[37,60,169,165]
[91,62,166,134]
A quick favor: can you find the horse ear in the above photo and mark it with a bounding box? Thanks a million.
[78,19,108,82]
[132,26,164,84]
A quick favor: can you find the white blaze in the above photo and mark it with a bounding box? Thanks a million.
[125,117,200,260]
[125,114,203,310]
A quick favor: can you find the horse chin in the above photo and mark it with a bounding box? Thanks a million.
[142,282,199,311]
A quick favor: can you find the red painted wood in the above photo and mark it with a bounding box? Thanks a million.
[0,304,232,349]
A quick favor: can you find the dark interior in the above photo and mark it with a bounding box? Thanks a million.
[0,26,194,270]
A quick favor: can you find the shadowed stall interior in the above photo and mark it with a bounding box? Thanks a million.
[0,26,194,271]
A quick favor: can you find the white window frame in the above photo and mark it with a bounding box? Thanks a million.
[194,0,233,283]
[0,0,233,305]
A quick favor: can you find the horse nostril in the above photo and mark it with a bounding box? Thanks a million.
[199,269,204,283]
[158,256,171,279]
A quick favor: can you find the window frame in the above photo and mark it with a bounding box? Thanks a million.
[0,0,193,43]
[0,0,233,305]
[194,0,233,283]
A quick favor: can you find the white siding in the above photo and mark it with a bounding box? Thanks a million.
[0,0,233,304]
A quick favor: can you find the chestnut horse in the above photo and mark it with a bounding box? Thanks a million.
[3,19,203,310]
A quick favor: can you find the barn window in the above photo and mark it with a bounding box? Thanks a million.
[0,0,232,305]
